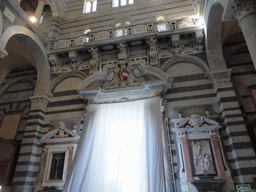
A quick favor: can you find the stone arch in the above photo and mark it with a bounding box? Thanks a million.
[161,56,210,73]
[0,76,36,97]
[204,2,227,71]
[224,42,248,68]
[0,25,50,97]
[50,71,88,93]
[47,0,65,19]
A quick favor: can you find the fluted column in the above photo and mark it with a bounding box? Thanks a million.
[232,0,256,69]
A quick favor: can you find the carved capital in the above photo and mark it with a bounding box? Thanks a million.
[48,54,61,67]
[209,69,232,88]
[30,96,50,110]
[230,0,256,20]
[0,49,8,58]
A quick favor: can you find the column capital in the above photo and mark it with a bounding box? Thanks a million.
[30,95,50,111]
[231,0,256,21]
[209,69,232,89]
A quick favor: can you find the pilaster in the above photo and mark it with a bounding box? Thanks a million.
[13,96,50,192]
[210,69,256,186]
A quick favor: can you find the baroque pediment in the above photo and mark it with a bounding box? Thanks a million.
[77,62,173,103]
[171,114,221,135]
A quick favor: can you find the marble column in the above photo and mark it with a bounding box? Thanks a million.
[233,0,256,69]
[210,69,256,186]
[34,0,46,25]
[12,96,50,192]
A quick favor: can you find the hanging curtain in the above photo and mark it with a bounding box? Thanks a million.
[63,97,168,192]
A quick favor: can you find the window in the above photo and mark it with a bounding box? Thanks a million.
[157,23,167,32]
[155,16,168,32]
[112,0,134,7]
[39,15,44,24]
[83,0,97,13]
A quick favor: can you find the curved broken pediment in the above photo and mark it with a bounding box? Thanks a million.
[77,63,173,103]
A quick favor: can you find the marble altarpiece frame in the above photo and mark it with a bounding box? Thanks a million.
[37,124,80,190]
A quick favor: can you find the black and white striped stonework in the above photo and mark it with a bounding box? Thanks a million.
[12,108,47,192]
[166,73,216,191]
[216,84,256,188]
[61,0,195,39]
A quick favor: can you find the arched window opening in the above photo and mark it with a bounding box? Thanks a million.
[83,0,97,13]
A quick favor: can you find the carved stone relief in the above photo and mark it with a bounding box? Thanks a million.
[88,47,99,75]
[77,63,172,103]
[189,140,217,176]
[147,37,158,66]
[210,69,232,88]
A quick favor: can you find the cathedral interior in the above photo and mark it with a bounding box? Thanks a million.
[0,0,256,191]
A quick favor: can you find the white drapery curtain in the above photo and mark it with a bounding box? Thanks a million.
[63,97,169,192]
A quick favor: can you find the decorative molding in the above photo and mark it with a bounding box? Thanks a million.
[191,180,226,192]
[30,96,50,111]
[171,114,221,136]
[50,70,87,93]
[41,127,79,144]
[230,0,256,20]
[177,17,195,29]
[209,69,232,88]
[45,17,203,52]
[77,63,172,104]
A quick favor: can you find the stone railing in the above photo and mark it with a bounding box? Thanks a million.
[46,17,201,51]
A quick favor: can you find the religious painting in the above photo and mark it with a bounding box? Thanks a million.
[48,152,66,181]
[188,139,217,177]
[0,113,22,140]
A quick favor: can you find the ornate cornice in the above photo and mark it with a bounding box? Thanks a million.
[77,63,172,104]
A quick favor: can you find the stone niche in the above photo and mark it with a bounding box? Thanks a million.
[36,121,80,192]
[171,114,235,192]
